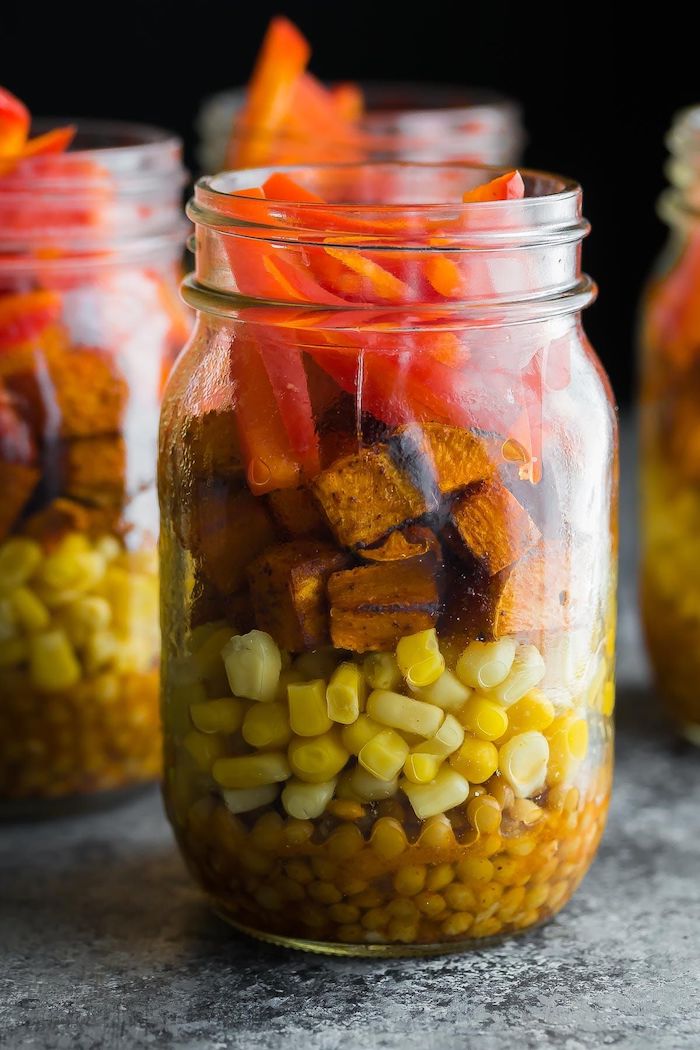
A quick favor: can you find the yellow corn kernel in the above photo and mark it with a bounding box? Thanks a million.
[275,667,304,702]
[288,678,332,736]
[509,798,544,825]
[455,638,516,689]
[363,651,403,691]
[367,689,444,738]
[0,597,15,641]
[222,783,279,814]
[188,620,226,653]
[403,752,441,784]
[370,817,408,860]
[412,713,465,759]
[213,751,291,789]
[396,628,444,687]
[294,647,338,680]
[191,625,235,682]
[29,629,81,692]
[62,595,112,647]
[411,669,471,713]
[488,644,546,707]
[242,701,291,749]
[112,634,155,675]
[419,814,455,851]
[191,698,246,734]
[359,728,409,780]
[393,864,427,896]
[402,766,469,819]
[467,794,502,834]
[546,714,588,787]
[499,731,550,797]
[341,714,383,755]
[0,636,29,667]
[94,534,122,562]
[281,777,337,819]
[8,588,49,633]
[327,661,366,724]
[349,764,399,801]
[222,630,281,702]
[83,629,119,674]
[449,736,499,783]
[0,538,42,590]
[505,690,555,735]
[288,729,349,783]
[183,729,227,772]
[327,799,365,821]
[39,549,106,599]
[459,695,509,741]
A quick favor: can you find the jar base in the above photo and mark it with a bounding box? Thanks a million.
[212,904,550,958]
[0,779,157,822]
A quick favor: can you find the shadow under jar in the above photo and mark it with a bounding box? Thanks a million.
[640,107,700,744]
[0,122,190,814]
[198,84,524,174]
[160,163,617,955]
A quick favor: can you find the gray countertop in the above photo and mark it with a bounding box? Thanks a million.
[1,424,699,1050]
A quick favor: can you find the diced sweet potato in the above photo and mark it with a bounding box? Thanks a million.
[493,543,575,636]
[449,481,540,575]
[394,422,494,497]
[21,498,124,547]
[61,436,127,507]
[248,540,350,651]
[312,445,430,549]
[45,343,128,438]
[328,557,442,652]
[359,524,442,563]
[190,485,278,594]
[0,461,39,541]
[182,409,243,482]
[266,486,329,538]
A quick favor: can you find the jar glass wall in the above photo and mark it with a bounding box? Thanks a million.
[0,121,190,810]
[198,84,524,174]
[160,164,617,954]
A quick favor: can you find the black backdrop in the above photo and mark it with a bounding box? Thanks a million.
[4,3,697,406]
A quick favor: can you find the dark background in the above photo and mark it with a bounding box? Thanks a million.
[3,4,695,406]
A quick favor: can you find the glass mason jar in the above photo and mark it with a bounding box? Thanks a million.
[640,107,700,742]
[0,121,190,811]
[160,163,617,955]
[197,84,524,173]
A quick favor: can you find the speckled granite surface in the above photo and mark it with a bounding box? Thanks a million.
[1,427,699,1050]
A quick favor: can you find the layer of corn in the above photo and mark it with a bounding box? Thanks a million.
[0,531,161,800]
[164,620,614,946]
[641,459,700,740]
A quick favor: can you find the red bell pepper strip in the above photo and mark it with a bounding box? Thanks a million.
[0,291,62,351]
[230,336,301,494]
[330,83,364,123]
[462,170,525,203]
[229,18,310,169]
[0,87,29,156]
[285,73,364,147]
[21,125,76,158]
[263,172,325,204]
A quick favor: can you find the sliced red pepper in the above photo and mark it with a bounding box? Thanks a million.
[285,73,364,147]
[230,336,301,494]
[229,17,310,169]
[256,333,320,476]
[0,291,62,351]
[330,82,364,122]
[263,172,325,204]
[0,87,29,156]
[462,170,525,203]
[21,125,76,158]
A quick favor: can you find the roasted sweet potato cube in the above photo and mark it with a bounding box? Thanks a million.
[494,543,575,636]
[61,437,128,507]
[191,486,278,594]
[359,525,442,564]
[182,409,243,482]
[266,487,329,539]
[45,344,128,438]
[312,446,430,549]
[0,462,39,541]
[394,422,494,497]
[328,557,442,652]
[450,481,540,575]
[248,540,349,651]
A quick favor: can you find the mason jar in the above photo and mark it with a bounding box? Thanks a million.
[160,162,616,954]
[0,120,189,811]
[198,84,524,173]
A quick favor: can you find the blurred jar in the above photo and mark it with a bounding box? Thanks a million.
[0,120,190,812]
[639,107,700,743]
[160,163,616,954]
[198,84,524,173]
